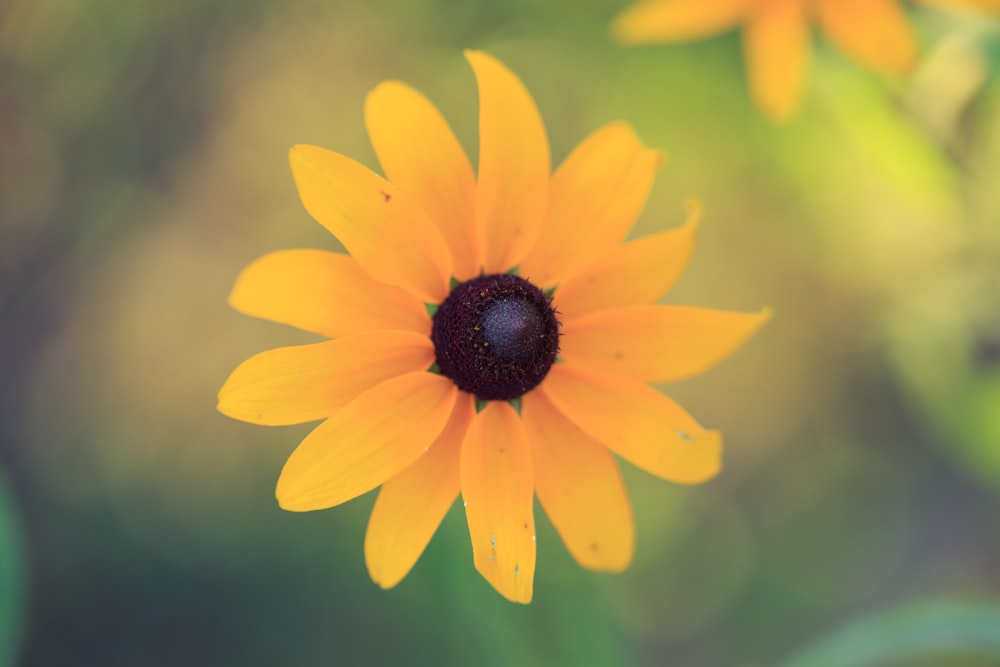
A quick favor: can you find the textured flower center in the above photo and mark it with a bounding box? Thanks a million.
[431,274,560,401]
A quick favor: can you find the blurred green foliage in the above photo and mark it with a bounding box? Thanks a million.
[778,603,1000,667]
[0,472,24,667]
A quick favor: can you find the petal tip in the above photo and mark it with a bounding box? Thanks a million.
[682,198,704,227]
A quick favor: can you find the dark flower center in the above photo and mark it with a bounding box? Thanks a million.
[430,274,560,401]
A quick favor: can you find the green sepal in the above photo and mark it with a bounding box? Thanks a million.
[425,303,438,317]
[475,397,488,414]
[450,276,462,290]
[427,363,440,375]
[509,397,523,417]
[505,265,520,276]
[542,286,556,299]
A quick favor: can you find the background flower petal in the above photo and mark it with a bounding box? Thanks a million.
[365,81,480,281]
[560,305,771,384]
[816,0,916,75]
[520,121,663,288]
[522,391,634,573]
[217,331,434,426]
[611,0,749,44]
[460,401,536,604]
[553,202,700,320]
[466,50,550,274]
[364,393,475,590]
[288,145,452,303]
[742,0,810,122]
[540,363,722,484]
[229,249,429,338]
[276,372,457,512]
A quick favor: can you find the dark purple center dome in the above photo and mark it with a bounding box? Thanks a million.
[430,273,560,401]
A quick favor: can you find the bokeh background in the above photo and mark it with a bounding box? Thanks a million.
[2,0,1000,665]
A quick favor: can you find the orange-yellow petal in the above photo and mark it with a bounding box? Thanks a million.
[217,331,434,426]
[561,305,771,384]
[612,0,749,44]
[540,362,721,484]
[365,81,480,280]
[520,122,663,288]
[466,50,550,274]
[742,0,810,122]
[276,372,457,511]
[229,249,429,338]
[364,393,475,589]
[816,0,916,75]
[553,202,700,321]
[522,391,634,572]
[288,145,452,303]
[460,401,536,604]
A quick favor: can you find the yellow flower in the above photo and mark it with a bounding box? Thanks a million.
[612,0,999,121]
[218,51,769,603]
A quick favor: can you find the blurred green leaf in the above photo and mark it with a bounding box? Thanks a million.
[778,603,1000,667]
[0,471,24,667]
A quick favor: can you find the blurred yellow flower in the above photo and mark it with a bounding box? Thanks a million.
[612,0,999,121]
[217,51,768,603]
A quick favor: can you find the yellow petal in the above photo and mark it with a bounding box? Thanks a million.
[365,393,475,589]
[460,401,536,604]
[612,0,749,44]
[540,363,721,484]
[288,145,452,303]
[816,0,916,75]
[742,0,810,122]
[218,331,435,426]
[229,249,429,338]
[561,305,771,384]
[365,81,480,280]
[466,50,550,274]
[553,202,700,321]
[522,392,634,572]
[277,372,457,511]
[520,122,663,288]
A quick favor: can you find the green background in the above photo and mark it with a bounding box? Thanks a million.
[2,0,1000,665]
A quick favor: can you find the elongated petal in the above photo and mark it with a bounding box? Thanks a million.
[277,373,457,511]
[365,393,475,589]
[218,331,434,426]
[520,122,663,288]
[561,305,771,384]
[467,50,550,274]
[540,363,721,484]
[365,81,480,280]
[553,202,700,320]
[229,250,429,338]
[289,145,452,303]
[522,392,634,572]
[612,0,749,44]
[816,0,916,75]
[743,0,810,122]
[461,401,536,604]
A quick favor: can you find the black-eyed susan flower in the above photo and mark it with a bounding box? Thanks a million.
[612,0,999,121]
[218,51,769,603]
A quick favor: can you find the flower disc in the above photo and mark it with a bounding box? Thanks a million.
[431,274,560,401]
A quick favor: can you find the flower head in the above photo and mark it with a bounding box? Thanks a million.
[612,0,999,121]
[218,51,769,603]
